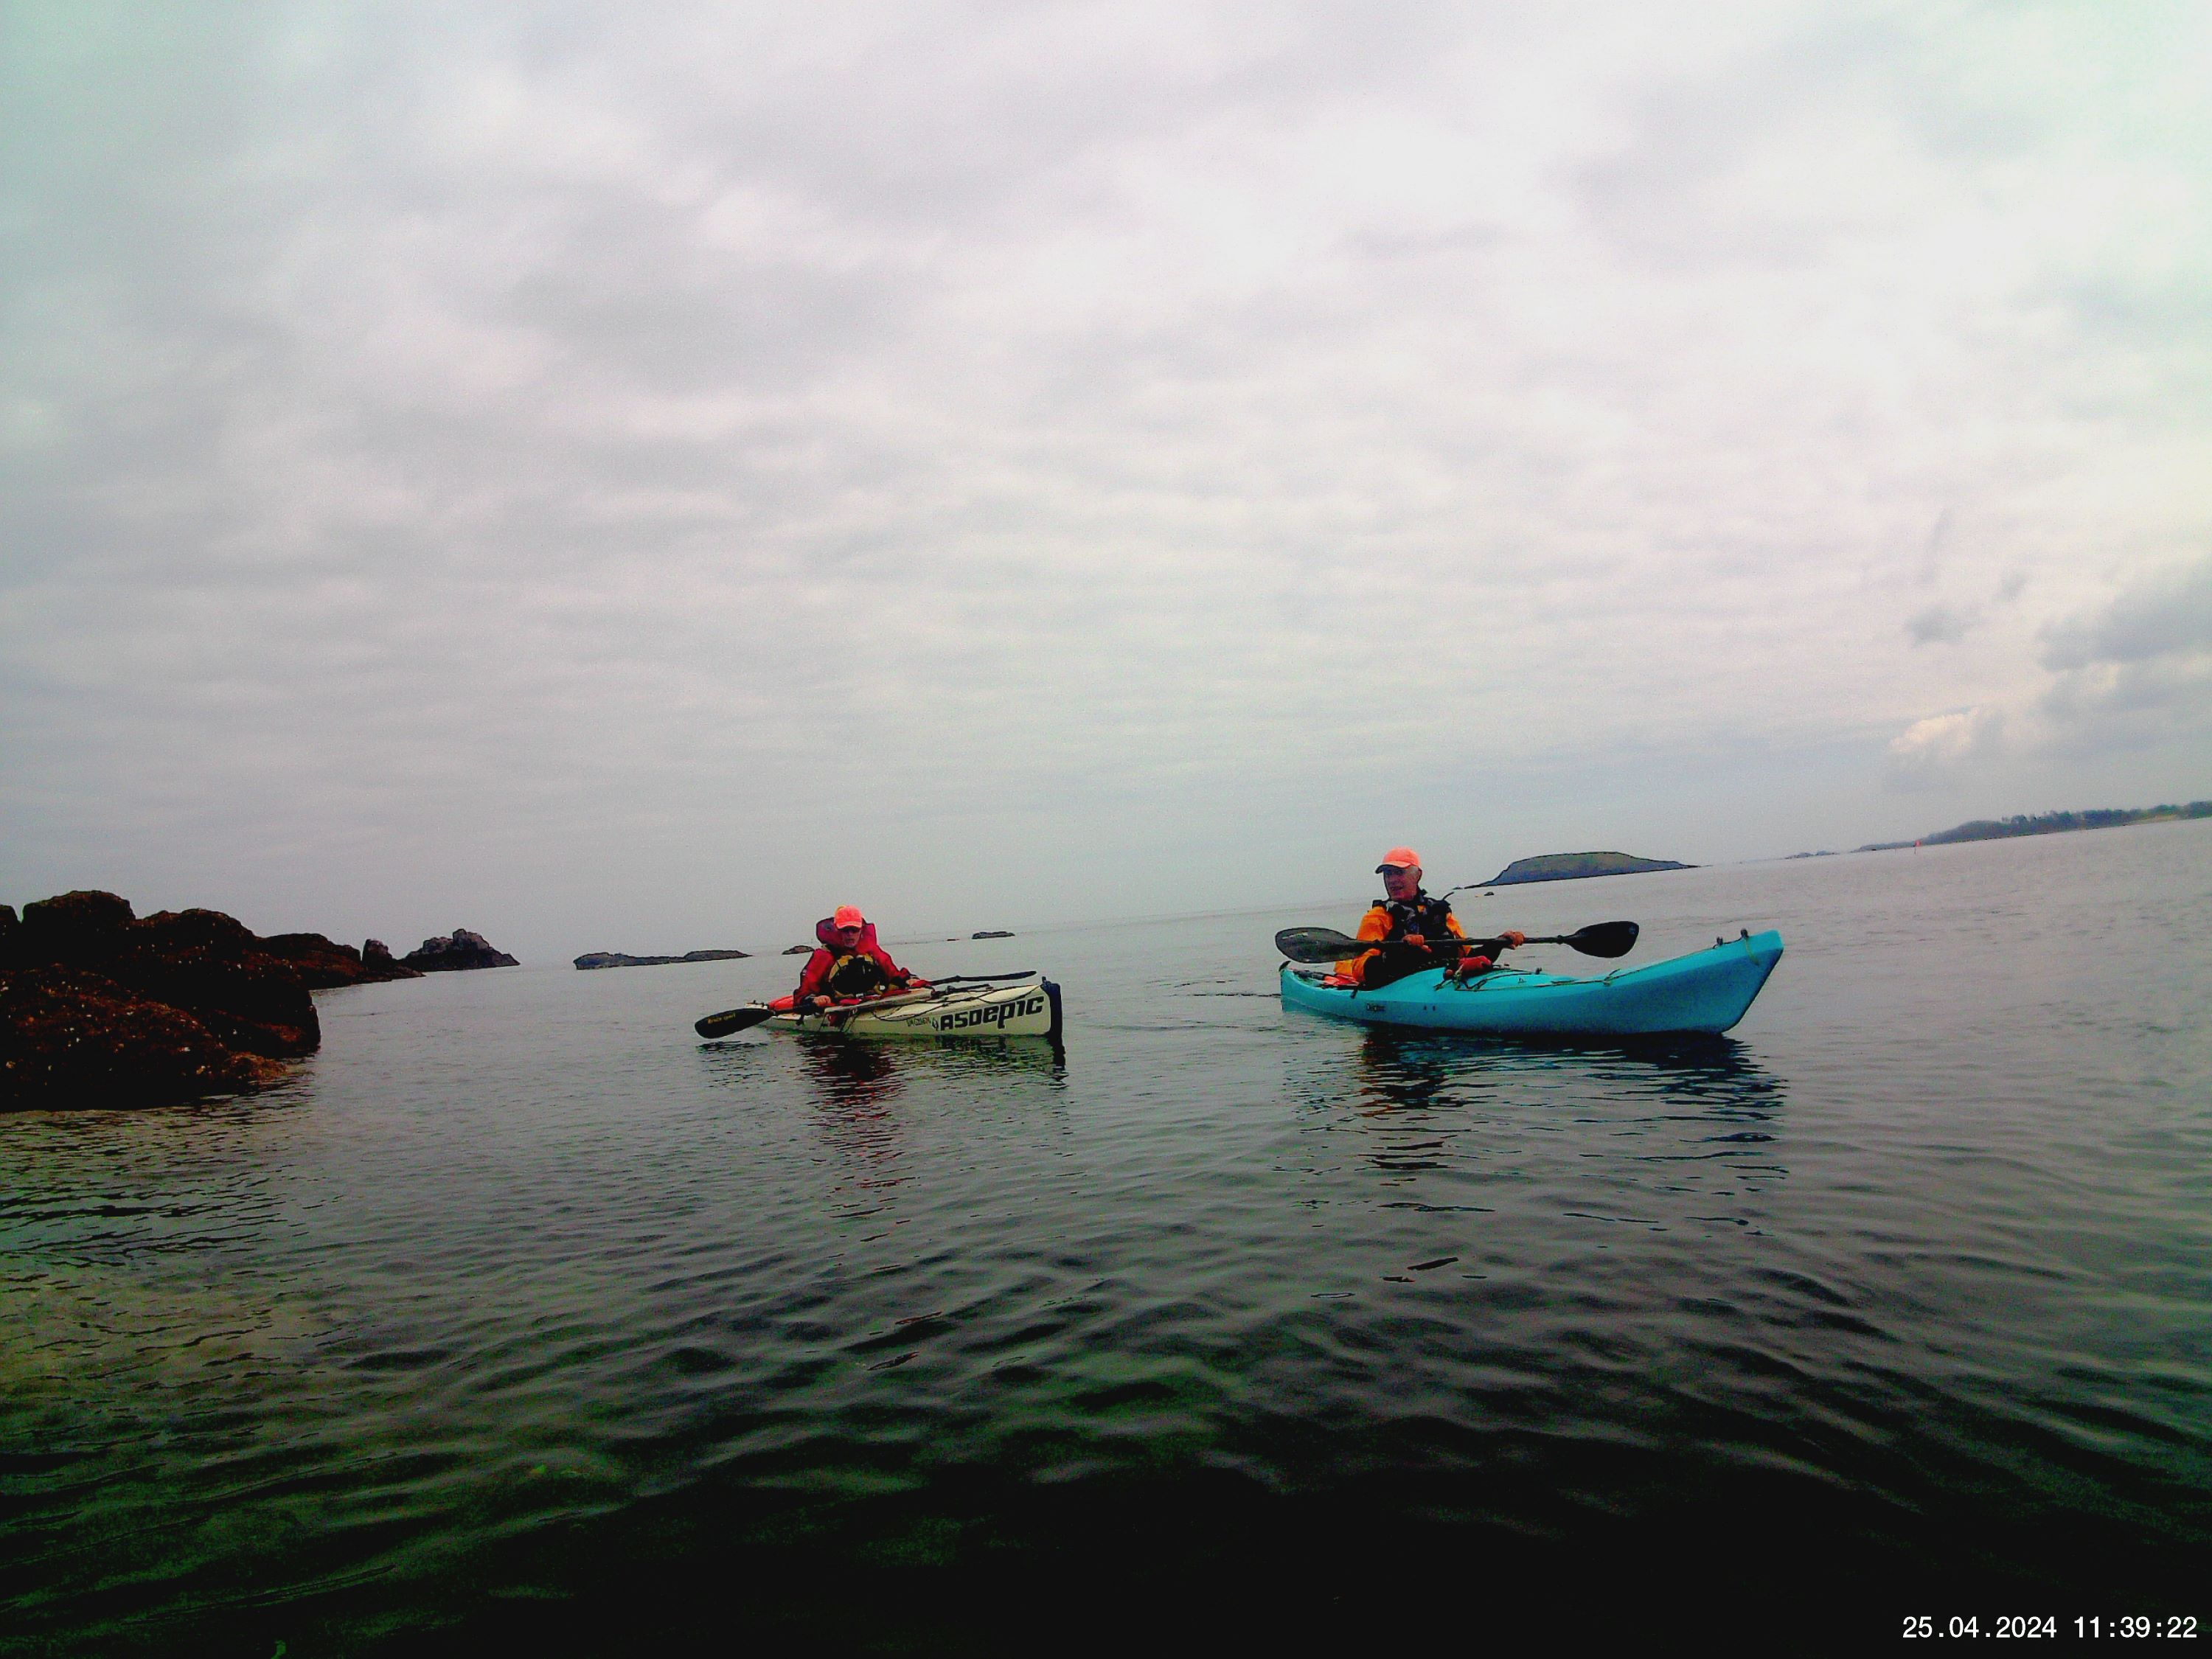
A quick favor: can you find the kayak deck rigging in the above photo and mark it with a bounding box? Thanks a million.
[757,977,1063,1042]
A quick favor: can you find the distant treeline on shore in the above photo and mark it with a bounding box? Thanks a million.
[1852,800,2211,854]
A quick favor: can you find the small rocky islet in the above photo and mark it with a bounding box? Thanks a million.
[403,929,519,971]
[572,949,749,970]
[1482,851,1692,885]
[0,891,517,1110]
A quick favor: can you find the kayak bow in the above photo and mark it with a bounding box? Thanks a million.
[1280,931,1782,1039]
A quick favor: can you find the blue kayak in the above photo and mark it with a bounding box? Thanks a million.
[1280,929,1784,1039]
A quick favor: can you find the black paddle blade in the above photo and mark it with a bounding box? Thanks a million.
[695,1004,776,1039]
[1274,927,1365,964]
[1562,920,1639,959]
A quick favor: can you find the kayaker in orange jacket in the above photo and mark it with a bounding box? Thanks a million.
[796,905,925,1011]
[1337,847,1523,989]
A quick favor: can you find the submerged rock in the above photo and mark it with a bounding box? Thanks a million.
[402,929,519,972]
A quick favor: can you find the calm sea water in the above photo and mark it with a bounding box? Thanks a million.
[4,823,2210,1652]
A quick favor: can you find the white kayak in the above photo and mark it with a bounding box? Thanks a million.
[765,978,1063,1041]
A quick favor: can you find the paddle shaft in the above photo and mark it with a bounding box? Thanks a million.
[1273,919,1638,965]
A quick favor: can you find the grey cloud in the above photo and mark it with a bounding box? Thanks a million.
[1889,556,2212,785]
[1905,601,1976,644]
[2031,556,2212,754]
[1920,509,1951,585]
[2041,557,2212,671]
[1567,10,1932,269]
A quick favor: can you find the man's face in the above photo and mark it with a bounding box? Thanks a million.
[1381,864,1420,902]
[833,924,863,948]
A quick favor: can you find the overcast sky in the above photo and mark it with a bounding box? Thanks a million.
[4,1,2208,958]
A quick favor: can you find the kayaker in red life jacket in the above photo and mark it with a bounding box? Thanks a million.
[1335,847,1525,990]
[795,905,927,1012]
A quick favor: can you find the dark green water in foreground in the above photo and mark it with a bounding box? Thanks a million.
[4,823,2210,1652]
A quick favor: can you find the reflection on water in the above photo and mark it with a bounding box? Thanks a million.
[800,1037,908,1197]
[1281,1028,1792,1204]
[1344,1028,1787,1112]
[1310,1027,1788,1121]
[799,1032,907,1110]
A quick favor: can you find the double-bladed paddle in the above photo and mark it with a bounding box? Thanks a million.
[1271,920,1640,966]
[695,1004,779,1039]
[694,970,1040,1040]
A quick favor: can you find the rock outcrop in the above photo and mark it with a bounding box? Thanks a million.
[260,932,425,989]
[14,896,321,1057]
[1,967,290,1107]
[574,949,750,970]
[402,930,519,972]
[1,891,321,1110]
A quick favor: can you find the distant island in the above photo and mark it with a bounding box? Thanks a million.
[1484,851,1693,886]
[1854,800,2210,854]
[971,930,1015,939]
[574,948,750,971]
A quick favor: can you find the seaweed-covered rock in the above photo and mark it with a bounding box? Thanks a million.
[402,930,519,972]
[112,911,319,1058]
[260,932,424,989]
[1,891,322,1109]
[0,967,289,1108]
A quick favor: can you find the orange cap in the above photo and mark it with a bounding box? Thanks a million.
[1375,846,1422,872]
[832,905,865,929]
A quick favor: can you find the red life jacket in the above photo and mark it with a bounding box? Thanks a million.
[795,918,911,1002]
